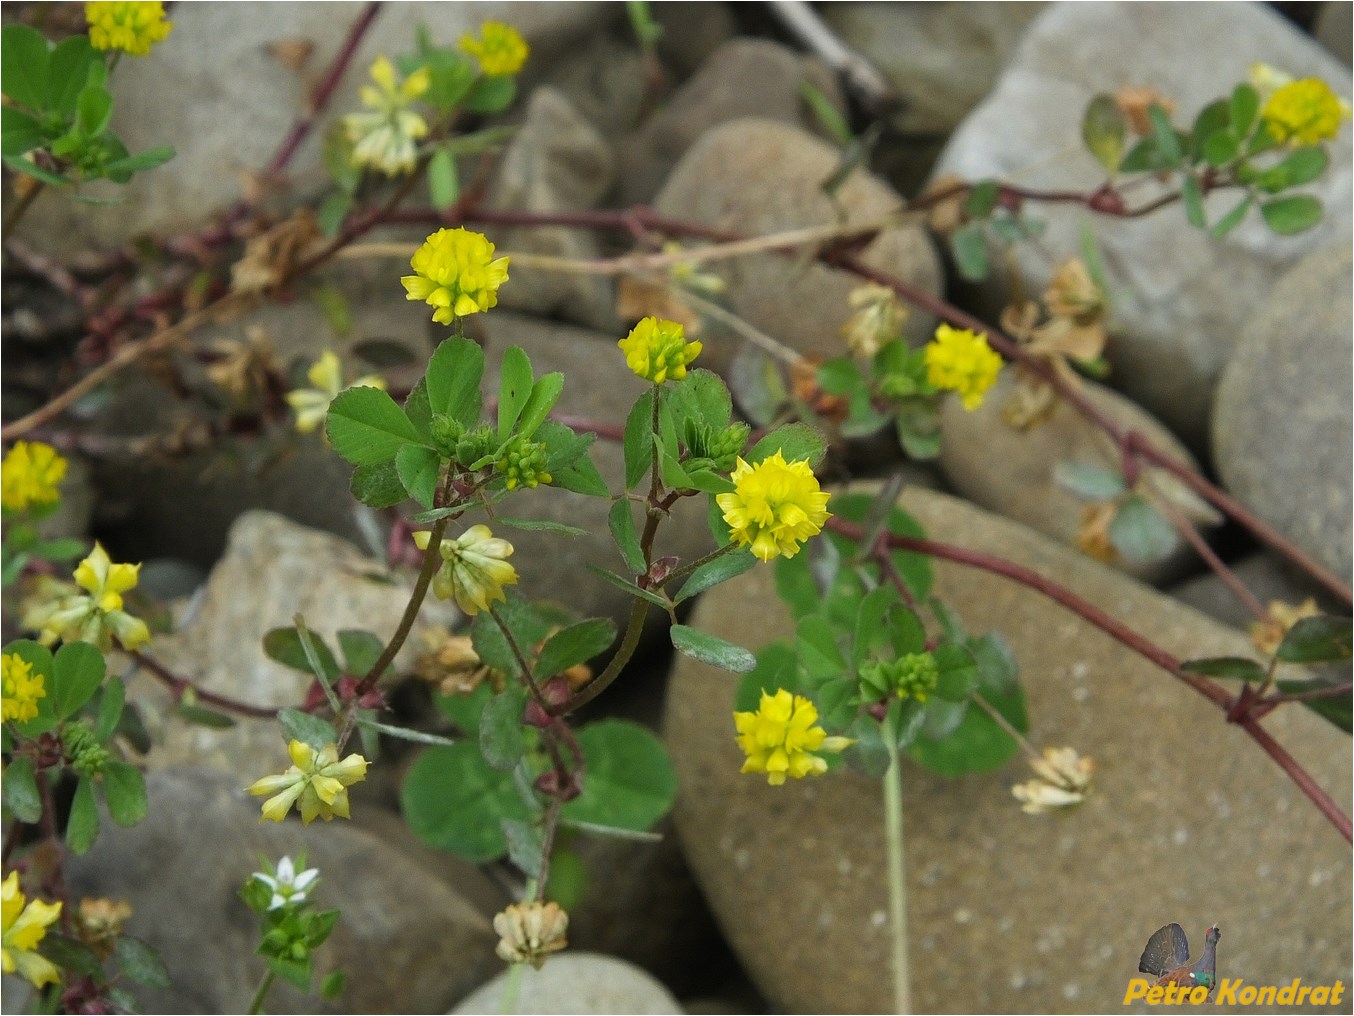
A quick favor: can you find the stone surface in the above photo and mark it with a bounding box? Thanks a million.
[619,38,847,206]
[931,1,1353,451]
[821,2,1047,135]
[567,817,728,999]
[135,510,455,778]
[16,2,612,254]
[1314,1,1352,65]
[451,953,682,1015]
[664,487,1351,1014]
[478,313,714,634]
[938,371,1209,584]
[489,87,620,332]
[1212,245,1353,583]
[67,767,499,1014]
[655,118,943,377]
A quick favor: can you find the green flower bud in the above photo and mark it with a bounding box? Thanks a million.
[430,414,466,458]
[64,720,111,776]
[455,425,497,468]
[708,422,751,471]
[496,435,552,491]
[893,651,939,702]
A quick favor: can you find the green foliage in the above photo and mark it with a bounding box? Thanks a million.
[562,721,676,831]
[670,624,757,672]
[1,25,174,187]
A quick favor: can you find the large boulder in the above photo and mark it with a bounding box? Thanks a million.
[931,1,1352,452]
[1212,245,1353,582]
[664,487,1351,1013]
[655,118,943,377]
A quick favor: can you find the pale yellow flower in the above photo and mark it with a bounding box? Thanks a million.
[248,740,368,824]
[285,350,386,434]
[413,525,518,616]
[22,543,151,651]
[1,871,62,988]
[1011,746,1093,814]
[343,56,431,177]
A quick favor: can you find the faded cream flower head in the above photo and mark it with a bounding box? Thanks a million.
[1011,746,1094,815]
[343,56,431,177]
[494,900,568,968]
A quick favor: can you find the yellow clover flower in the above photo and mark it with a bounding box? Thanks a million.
[285,349,386,434]
[343,56,431,177]
[1,871,62,989]
[618,317,703,385]
[248,740,369,824]
[1,441,68,513]
[924,323,1003,411]
[413,525,518,616]
[85,1,172,56]
[716,451,831,562]
[22,543,151,652]
[1261,77,1349,145]
[2,653,46,724]
[459,22,530,77]
[402,228,510,325]
[734,689,853,786]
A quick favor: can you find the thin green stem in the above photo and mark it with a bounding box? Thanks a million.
[663,540,739,586]
[883,736,911,1015]
[499,957,526,1015]
[247,969,277,1015]
[488,603,550,715]
[356,516,450,694]
[971,692,1040,764]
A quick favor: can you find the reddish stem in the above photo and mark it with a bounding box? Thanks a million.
[831,516,1352,843]
[128,650,278,719]
[264,2,382,179]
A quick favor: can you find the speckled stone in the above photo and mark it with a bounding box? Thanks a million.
[1212,245,1353,583]
[654,118,943,377]
[451,953,682,1014]
[665,487,1351,1014]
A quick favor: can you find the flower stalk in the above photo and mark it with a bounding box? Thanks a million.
[883,735,911,1015]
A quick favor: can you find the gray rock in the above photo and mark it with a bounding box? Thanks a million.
[16,2,613,253]
[67,767,499,1014]
[451,953,682,1015]
[931,1,1352,451]
[664,486,1351,1014]
[567,817,725,998]
[820,2,1047,135]
[136,510,455,778]
[938,371,1209,584]
[620,38,847,206]
[536,28,648,142]
[1212,245,1352,581]
[654,118,943,377]
[651,2,739,80]
[1314,1,1352,66]
[489,87,619,332]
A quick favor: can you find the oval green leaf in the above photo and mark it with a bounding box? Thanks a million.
[670,623,756,672]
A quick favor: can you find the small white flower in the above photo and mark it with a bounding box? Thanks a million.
[253,856,320,910]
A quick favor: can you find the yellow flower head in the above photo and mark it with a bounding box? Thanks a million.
[924,323,1003,411]
[1,442,68,512]
[343,56,431,177]
[248,740,369,824]
[618,317,703,385]
[734,689,853,786]
[413,525,518,616]
[22,543,151,652]
[85,1,172,56]
[1261,77,1349,145]
[285,350,386,434]
[402,228,510,325]
[2,653,46,724]
[716,451,831,562]
[2,871,62,988]
[459,22,530,77]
